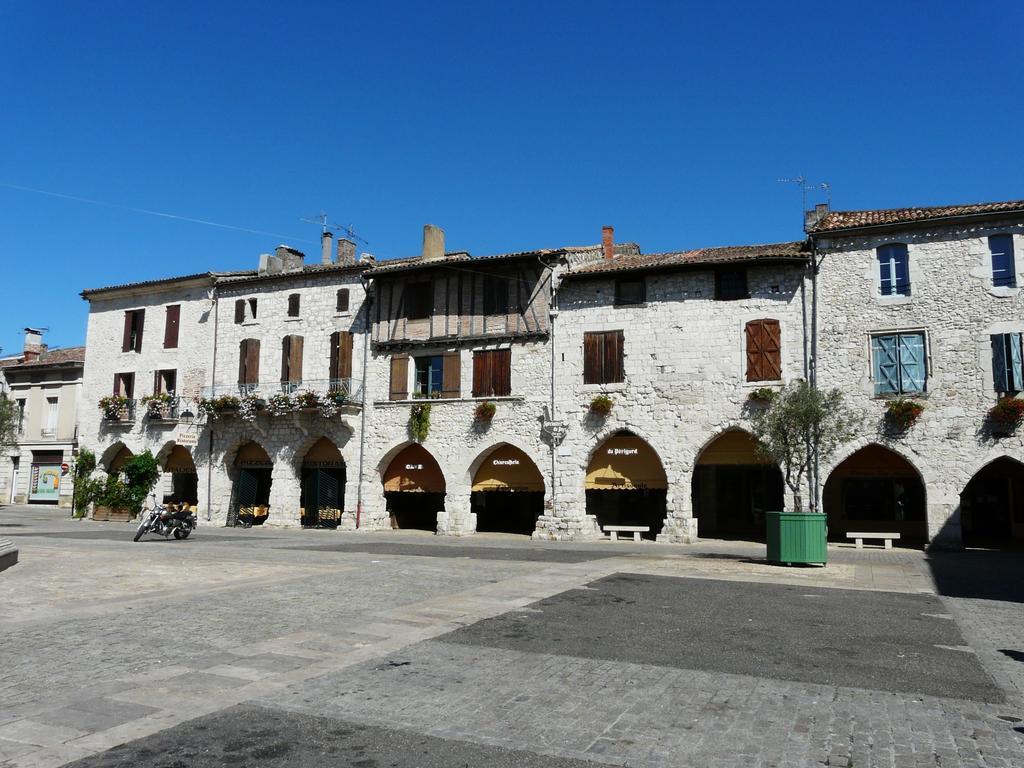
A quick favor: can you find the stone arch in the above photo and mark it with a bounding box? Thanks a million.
[468,442,546,536]
[466,436,550,496]
[584,431,668,540]
[823,443,928,544]
[100,442,134,473]
[960,454,1024,547]
[228,439,274,526]
[376,441,452,493]
[379,442,447,532]
[296,437,347,528]
[691,427,783,541]
[155,442,199,509]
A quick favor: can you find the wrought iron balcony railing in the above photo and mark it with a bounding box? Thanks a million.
[200,378,364,406]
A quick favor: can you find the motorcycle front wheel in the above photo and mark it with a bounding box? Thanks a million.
[132,522,148,542]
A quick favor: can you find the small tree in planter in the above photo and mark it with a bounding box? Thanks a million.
[589,394,613,417]
[474,401,496,422]
[988,397,1024,434]
[750,380,860,564]
[885,398,924,432]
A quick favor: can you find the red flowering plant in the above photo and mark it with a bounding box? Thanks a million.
[988,397,1024,432]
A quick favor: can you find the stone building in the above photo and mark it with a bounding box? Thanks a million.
[75,198,1024,548]
[0,329,85,507]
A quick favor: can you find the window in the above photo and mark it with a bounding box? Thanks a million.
[715,268,748,301]
[405,282,432,320]
[113,372,135,398]
[15,399,25,435]
[336,288,350,313]
[281,335,304,387]
[992,333,1023,393]
[287,293,300,317]
[871,332,926,395]
[483,276,509,315]
[990,234,1016,288]
[745,319,782,382]
[877,244,910,296]
[234,298,258,323]
[238,339,260,387]
[473,349,512,397]
[121,309,145,352]
[43,397,58,436]
[329,331,354,381]
[163,305,180,348]
[154,369,177,395]
[413,353,460,398]
[614,277,646,306]
[583,330,624,384]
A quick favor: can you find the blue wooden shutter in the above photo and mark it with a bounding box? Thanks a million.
[1010,333,1023,391]
[992,334,1009,391]
[898,333,926,393]
[872,335,899,395]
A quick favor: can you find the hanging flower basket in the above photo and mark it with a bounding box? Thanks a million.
[409,403,431,442]
[141,392,175,419]
[98,395,130,421]
[589,394,613,416]
[474,401,496,422]
[267,392,296,416]
[197,395,241,419]
[988,397,1024,433]
[294,390,321,410]
[885,398,924,431]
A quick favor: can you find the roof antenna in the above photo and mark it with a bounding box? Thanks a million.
[778,176,831,218]
[299,211,369,245]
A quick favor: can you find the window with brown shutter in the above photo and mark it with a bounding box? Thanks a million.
[389,355,409,400]
[238,339,260,385]
[583,331,624,384]
[441,351,461,398]
[745,319,782,382]
[472,349,512,397]
[163,305,180,348]
[336,289,350,313]
[329,331,354,381]
[234,299,245,324]
[122,310,145,352]
[113,372,135,398]
[154,369,177,394]
[287,294,300,317]
[281,335,304,384]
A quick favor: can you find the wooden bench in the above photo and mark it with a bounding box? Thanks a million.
[846,531,900,549]
[603,525,650,542]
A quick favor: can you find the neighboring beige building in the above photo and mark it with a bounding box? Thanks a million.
[0,329,85,507]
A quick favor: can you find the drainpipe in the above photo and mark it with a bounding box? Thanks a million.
[206,281,219,522]
[355,275,373,528]
[810,243,822,514]
[543,257,558,517]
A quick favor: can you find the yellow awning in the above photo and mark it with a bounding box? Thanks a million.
[586,435,667,491]
[163,445,197,474]
[472,445,544,492]
[383,444,445,493]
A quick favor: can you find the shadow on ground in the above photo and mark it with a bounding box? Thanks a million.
[926,549,1024,603]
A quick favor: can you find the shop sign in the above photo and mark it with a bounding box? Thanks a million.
[29,464,61,501]
[405,463,424,471]
[608,448,639,456]
[492,458,520,466]
[176,431,199,447]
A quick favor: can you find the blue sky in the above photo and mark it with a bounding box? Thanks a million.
[2,1,1022,354]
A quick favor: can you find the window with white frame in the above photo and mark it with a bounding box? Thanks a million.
[43,397,58,436]
[876,244,910,296]
[871,331,926,395]
[992,333,1023,393]
[989,234,1016,288]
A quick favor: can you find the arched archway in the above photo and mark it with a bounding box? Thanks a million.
[823,444,927,544]
[299,437,346,528]
[470,444,545,535]
[160,444,198,512]
[692,429,783,541]
[961,457,1024,547]
[232,441,273,526]
[382,444,446,531]
[585,432,667,539]
[101,442,134,473]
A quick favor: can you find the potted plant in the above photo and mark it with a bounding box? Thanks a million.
[295,390,320,411]
[988,397,1024,434]
[267,392,295,416]
[326,385,350,405]
[238,393,263,422]
[98,395,130,421]
[750,380,860,565]
[474,401,496,422]
[409,403,431,442]
[748,387,777,404]
[885,397,924,432]
[140,392,175,419]
[197,395,240,420]
[589,394,613,417]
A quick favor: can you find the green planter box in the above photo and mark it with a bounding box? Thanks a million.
[765,511,827,565]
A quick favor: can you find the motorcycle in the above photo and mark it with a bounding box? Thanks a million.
[133,496,196,542]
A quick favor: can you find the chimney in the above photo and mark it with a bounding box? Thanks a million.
[422,224,445,262]
[337,238,356,266]
[358,252,376,264]
[804,202,830,231]
[23,328,43,363]
[602,225,614,260]
[275,244,305,273]
[321,231,333,265]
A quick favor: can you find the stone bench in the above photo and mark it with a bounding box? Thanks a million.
[0,538,18,573]
[846,531,900,550]
[603,525,650,542]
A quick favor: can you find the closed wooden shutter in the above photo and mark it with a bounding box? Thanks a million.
[288,294,300,317]
[134,310,145,351]
[745,321,765,381]
[239,339,260,385]
[762,320,781,379]
[122,312,132,352]
[583,333,602,384]
[282,335,303,382]
[113,374,121,395]
[442,352,461,398]
[234,299,245,324]
[122,373,134,398]
[492,349,511,396]
[389,355,409,400]
[472,350,491,397]
[336,289,349,313]
[164,305,180,348]
[605,330,624,383]
[330,332,353,380]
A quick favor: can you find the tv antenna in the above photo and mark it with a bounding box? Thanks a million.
[777,176,831,214]
[300,211,369,245]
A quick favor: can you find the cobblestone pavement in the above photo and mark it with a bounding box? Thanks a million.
[1,505,1022,767]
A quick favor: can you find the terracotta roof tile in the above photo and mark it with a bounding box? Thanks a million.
[566,241,810,277]
[364,249,564,277]
[3,346,86,369]
[809,199,1024,233]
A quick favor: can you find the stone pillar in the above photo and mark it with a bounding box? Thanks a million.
[926,501,963,550]
[267,463,302,527]
[438,487,474,536]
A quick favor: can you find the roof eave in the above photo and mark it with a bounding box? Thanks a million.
[810,208,1024,238]
[563,255,810,280]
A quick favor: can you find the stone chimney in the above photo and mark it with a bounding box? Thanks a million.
[422,224,445,262]
[602,226,614,260]
[321,231,333,265]
[359,252,376,265]
[804,203,830,231]
[276,245,305,273]
[337,238,356,266]
[23,328,44,363]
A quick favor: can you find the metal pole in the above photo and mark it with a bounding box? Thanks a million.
[356,276,372,528]
[206,282,218,522]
